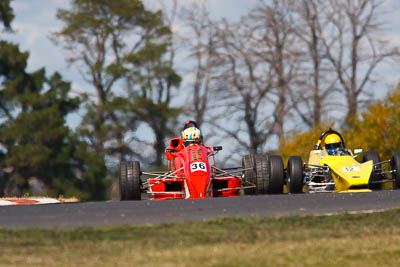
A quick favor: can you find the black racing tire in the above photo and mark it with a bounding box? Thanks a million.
[391,152,400,189]
[255,155,269,194]
[119,161,128,200]
[267,155,285,194]
[287,156,304,194]
[242,155,256,194]
[363,151,382,190]
[120,161,142,200]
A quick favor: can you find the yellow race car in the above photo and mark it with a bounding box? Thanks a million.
[286,129,400,193]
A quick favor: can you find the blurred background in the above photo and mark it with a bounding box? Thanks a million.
[1,0,400,200]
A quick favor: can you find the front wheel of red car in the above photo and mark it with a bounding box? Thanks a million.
[391,152,400,189]
[120,161,142,200]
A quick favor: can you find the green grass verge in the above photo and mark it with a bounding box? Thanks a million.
[1,209,400,266]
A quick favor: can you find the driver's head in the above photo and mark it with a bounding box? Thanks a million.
[182,127,202,147]
[324,133,343,155]
[183,120,199,130]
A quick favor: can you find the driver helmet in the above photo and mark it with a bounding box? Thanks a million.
[324,133,343,155]
[182,127,202,147]
[184,120,199,130]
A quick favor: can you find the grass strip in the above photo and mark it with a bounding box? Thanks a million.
[1,208,400,266]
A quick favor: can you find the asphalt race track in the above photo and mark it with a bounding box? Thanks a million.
[1,190,400,229]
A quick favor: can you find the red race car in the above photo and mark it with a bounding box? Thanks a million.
[119,137,285,200]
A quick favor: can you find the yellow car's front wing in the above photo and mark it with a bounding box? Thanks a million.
[320,155,373,193]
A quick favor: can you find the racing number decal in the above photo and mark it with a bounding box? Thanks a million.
[190,162,207,172]
[342,166,360,172]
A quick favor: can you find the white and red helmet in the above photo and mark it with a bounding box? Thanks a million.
[182,127,202,146]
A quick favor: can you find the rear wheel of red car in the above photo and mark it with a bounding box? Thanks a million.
[391,152,400,189]
[363,151,382,190]
[120,161,142,200]
[287,156,303,194]
[242,155,256,194]
[267,155,284,194]
[255,155,269,194]
[254,155,284,194]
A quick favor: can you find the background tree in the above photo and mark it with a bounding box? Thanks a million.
[0,3,108,199]
[0,0,16,123]
[0,2,18,196]
[278,84,400,165]
[125,39,181,166]
[0,41,28,196]
[345,85,400,161]
[248,0,300,144]
[52,0,173,163]
[125,0,182,167]
[320,0,398,124]
[0,42,108,199]
[0,0,14,31]
[209,0,301,155]
[213,18,275,155]
[2,0,398,195]
[126,59,181,167]
[277,124,333,164]
[290,0,338,128]
[180,1,222,128]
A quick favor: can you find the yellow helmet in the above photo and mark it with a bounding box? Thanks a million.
[325,133,341,145]
[324,133,342,155]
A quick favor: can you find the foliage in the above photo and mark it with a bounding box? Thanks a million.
[53,0,176,166]
[178,0,397,156]
[1,0,398,199]
[0,0,14,30]
[69,136,109,200]
[0,42,107,199]
[344,86,400,160]
[277,124,333,164]
[131,97,181,166]
[126,37,182,166]
[278,86,400,164]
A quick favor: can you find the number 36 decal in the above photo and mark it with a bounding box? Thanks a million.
[190,162,207,172]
